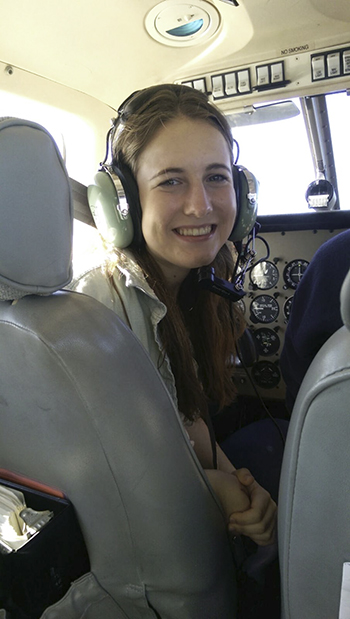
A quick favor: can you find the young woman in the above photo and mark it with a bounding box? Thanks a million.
[73,84,276,545]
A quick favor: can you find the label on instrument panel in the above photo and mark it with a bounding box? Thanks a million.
[281,43,310,56]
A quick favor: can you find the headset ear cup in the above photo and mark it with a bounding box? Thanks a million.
[229,166,258,242]
[87,170,134,248]
[113,162,144,249]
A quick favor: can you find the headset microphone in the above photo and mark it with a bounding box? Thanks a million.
[197,222,260,302]
[197,268,246,302]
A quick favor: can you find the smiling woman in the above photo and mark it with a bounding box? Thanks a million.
[72,84,277,559]
[75,84,245,421]
[136,116,237,289]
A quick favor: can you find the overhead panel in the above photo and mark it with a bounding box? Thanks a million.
[311,46,350,81]
[177,42,350,110]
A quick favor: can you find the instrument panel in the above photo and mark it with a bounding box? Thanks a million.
[235,211,350,400]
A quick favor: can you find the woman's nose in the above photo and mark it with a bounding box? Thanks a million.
[183,183,213,217]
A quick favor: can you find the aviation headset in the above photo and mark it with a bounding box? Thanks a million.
[87,84,258,250]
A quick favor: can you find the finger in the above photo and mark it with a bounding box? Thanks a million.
[235,483,274,525]
[230,495,276,528]
[245,516,277,546]
[228,502,277,544]
[228,520,276,545]
[232,468,255,487]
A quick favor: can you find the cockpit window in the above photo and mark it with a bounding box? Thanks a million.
[72,220,105,278]
[231,92,350,216]
[231,97,315,216]
[326,91,350,213]
[0,90,95,185]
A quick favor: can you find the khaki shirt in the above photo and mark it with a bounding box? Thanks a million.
[71,249,179,409]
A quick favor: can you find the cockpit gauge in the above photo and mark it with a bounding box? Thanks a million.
[250,260,279,290]
[253,327,280,356]
[236,299,246,315]
[283,296,294,322]
[250,295,279,324]
[283,259,309,289]
[251,360,281,389]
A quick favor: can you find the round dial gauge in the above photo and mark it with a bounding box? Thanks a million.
[253,328,280,356]
[251,361,281,389]
[236,299,246,315]
[250,295,279,324]
[283,296,294,322]
[250,260,279,290]
[283,259,309,289]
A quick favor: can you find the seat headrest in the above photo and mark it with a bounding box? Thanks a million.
[0,117,73,301]
[340,267,350,331]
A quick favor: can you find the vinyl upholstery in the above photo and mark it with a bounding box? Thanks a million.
[278,266,350,619]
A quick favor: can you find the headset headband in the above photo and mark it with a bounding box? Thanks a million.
[102,83,237,169]
[112,84,239,168]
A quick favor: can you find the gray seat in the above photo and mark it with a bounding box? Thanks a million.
[278,266,350,619]
[0,118,237,618]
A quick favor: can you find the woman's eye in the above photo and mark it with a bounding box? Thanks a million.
[208,173,228,183]
[159,178,180,187]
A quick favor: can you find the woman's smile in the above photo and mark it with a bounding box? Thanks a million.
[174,224,216,238]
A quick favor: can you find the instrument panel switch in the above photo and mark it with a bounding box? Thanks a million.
[311,55,326,80]
[327,52,341,77]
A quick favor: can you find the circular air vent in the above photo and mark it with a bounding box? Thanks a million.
[145,1,221,47]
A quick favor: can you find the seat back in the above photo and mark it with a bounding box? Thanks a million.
[278,267,350,619]
[0,119,237,618]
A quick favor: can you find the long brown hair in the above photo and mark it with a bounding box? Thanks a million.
[112,84,245,421]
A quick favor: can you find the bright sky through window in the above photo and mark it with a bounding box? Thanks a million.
[232,98,315,215]
[0,91,95,185]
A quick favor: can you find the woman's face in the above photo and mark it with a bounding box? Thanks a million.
[136,116,237,289]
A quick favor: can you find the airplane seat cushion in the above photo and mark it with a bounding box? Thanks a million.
[278,266,350,619]
[0,117,73,300]
[0,291,238,618]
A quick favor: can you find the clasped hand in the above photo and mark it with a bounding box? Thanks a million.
[229,468,277,546]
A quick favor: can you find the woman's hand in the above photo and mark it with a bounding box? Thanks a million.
[228,468,277,546]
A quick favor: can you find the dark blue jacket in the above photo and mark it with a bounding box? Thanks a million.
[280,229,350,412]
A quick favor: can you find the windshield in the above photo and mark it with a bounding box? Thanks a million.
[232,92,349,216]
[326,90,350,214]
